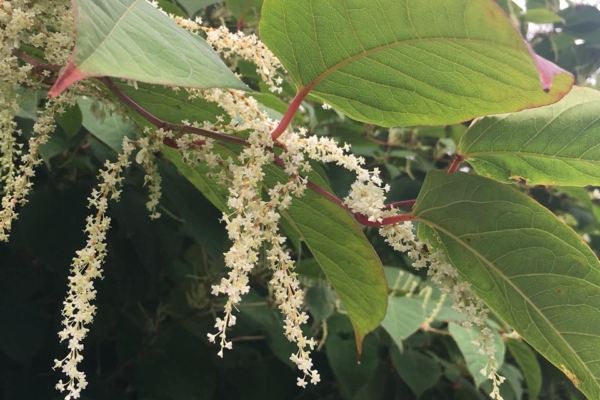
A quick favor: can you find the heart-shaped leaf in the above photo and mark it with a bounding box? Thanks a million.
[413,170,600,398]
[50,0,246,97]
[459,86,600,187]
[260,0,573,127]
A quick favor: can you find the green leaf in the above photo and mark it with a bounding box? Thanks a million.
[495,0,523,16]
[163,147,231,212]
[160,165,229,260]
[523,8,564,24]
[78,97,137,153]
[133,327,216,399]
[50,0,246,96]
[113,82,228,125]
[56,103,83,138]
[157,0,187,17]
[326,314,379,398]
[458,87,600,187]
[15,87,40,120]
[176,0,220,17]
[413,170,600,398]
[506,338,542,399]
[448,322,505,387]
[103,80,234,210]
[260,0,573,127]
[305,283,335,323]
[391,348,442,396]
[381,296,426,347]
[227,0,263,19]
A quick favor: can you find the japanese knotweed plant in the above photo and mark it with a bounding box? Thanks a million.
[4,0,600,399]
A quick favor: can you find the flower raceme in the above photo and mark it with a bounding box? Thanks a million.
[0,1,506,399]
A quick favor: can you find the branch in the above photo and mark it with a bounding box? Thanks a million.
[447,154,464,174]
[102,77,414,227]
[13,49,62,72]
[270,82,317,140]
[100,77,251,147]
[384,199,416,210]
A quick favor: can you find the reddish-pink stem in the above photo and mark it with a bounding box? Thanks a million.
[101,77,250,147]
[354,213,413,227]
[447,155,464,174]
[384,199,416,210]
[305,179,413,227]
[270,82,316,140]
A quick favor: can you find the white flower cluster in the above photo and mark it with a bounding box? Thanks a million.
[204,26,285,93]
[136,128,175,219]
[186,82,321,386]
[206,125,321,386]
[54,137,136,400]
[0,0,75,241]
[380,222,505,399]
[150,0,285,93]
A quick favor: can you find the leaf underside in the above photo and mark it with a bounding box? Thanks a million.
[50,0,246,96]
[459,86,600,187]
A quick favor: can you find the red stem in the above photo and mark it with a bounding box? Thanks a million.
[384,199,416,210]
[270,82,316,140]
[304,177,413,227]
[447,155,464,174]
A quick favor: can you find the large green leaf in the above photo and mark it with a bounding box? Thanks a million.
[413,170,600,398]
[459,87,600,187]
[260,0,573,127]
[50,0,246,97]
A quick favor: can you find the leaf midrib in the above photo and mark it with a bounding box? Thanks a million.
[304,37,532,89]
[464,151,600,163]
[414,217,599,393]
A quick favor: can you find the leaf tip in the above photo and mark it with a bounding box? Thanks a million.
[354,332,364,361]
[533,54,572,93]
[48,62,85,98]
